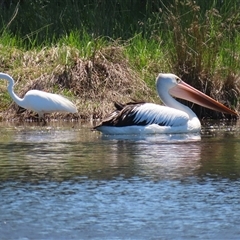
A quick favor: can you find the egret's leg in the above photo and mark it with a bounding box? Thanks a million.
[38,113,47,125]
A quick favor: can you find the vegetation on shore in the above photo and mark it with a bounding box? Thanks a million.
[0,0,239,121]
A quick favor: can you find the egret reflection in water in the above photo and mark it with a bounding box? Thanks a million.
[0,127,84,182]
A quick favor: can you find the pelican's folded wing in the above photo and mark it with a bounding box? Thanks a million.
[95,102,189,128]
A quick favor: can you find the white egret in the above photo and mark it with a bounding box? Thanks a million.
[0,72,78,122]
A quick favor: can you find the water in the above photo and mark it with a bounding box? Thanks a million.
[0,121,240,239]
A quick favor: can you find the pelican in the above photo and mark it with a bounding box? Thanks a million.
[0,72,78,122]
[94,73,238,135]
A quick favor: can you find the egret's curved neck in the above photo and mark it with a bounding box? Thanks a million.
[157,86,197,119]
[0,73,23,106]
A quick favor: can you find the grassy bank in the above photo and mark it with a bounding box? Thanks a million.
[0,0,239,121]
[0,39,158,121]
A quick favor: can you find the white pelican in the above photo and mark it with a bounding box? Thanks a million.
[94,73,238,135]
[0,72,78,122]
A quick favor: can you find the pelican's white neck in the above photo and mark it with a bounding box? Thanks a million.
[0,73,24,106]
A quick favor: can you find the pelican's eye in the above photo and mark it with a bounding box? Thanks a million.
[176,78,181,84]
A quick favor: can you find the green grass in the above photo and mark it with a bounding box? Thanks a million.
[124,34,170,88]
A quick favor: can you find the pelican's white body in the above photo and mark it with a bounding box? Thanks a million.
[97,103,201,135]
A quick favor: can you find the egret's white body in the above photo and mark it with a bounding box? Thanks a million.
[0,73,77,121]
[95,73,238,135]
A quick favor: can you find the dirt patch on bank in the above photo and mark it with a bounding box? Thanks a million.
[0,46,155,122]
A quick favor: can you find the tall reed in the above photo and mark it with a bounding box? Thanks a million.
[161,0,240,116]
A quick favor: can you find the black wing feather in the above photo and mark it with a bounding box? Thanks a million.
[94,100,174,128]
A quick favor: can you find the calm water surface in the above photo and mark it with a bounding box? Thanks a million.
[0,120,240,239]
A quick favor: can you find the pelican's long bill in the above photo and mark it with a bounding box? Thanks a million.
[169,80,238,116]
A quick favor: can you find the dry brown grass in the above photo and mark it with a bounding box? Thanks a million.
[0,45,154,122]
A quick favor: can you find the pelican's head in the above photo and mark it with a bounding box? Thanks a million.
[156,73,238,116]
[156,73,181,92]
